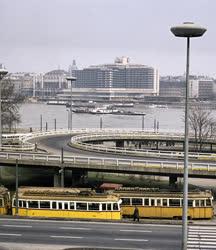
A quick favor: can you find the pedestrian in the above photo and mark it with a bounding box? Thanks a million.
[133,206,139,222]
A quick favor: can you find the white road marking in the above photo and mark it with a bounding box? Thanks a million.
[188,225,216,249]
[0,233,22,236]
[189,237,216,241]
[60,227,91,230]
[120,229,152,233]
[2,224,32,228]
[189,232,216,235]
[50,235,83,239]
[115,238,148,242]
[188,247,216,249]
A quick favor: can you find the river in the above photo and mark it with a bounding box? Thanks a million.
[18,103,185,132]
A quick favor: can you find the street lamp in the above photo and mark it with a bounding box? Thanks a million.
[66,76,76,130]
[0,64,8,148]
[170,22,206,250]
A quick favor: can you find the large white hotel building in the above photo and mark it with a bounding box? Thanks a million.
[71,56,159,100]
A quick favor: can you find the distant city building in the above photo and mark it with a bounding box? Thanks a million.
[198,79,215,99]
[73,57,159,99]
[8,72,35,97]
[159,76,215,100]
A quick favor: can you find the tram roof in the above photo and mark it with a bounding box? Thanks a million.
[17,187,120,202]
[114,187,213,199]
[0,186,9,197]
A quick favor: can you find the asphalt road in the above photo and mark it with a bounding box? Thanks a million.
[0,218,181,250]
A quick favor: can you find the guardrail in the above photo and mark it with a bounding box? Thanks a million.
[0,151,216,175]
[70,132,216,160]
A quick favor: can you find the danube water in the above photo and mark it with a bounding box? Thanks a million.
[18,103,185,132]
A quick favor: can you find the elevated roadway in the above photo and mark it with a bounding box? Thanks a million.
[1,129,216,186]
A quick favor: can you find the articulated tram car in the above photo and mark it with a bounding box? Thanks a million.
[12,187,121,220]
[0,186,10,215]
[114,188,214,219]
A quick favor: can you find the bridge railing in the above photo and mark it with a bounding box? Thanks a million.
[0,151,215,173]
[70,132,216,160]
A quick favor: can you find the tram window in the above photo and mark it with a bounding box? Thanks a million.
[52,202,57,209]
[88,203,100,211]
[144,198,149,206]
[23,201,26,208]
[107,203,112,211]
[162,199,167,206]
[156,199,161,206]
[200,200,205,207]
[151,199,155,206]
[58,202,62,209]
[195,200,199,207]
[19,201,22,207]
[40,201,50,209]
[113,203,118,210]
[169,199,180,207]
[69,202,74,210]
[76,203,87,210]
[64,203,68,210]
[102,204,106,211]
[28,201,39,208]
[122,198,130,205]
[132,198,142,206]
[188,200,193,207]
[0,198,3,207]
[206,199,211,206]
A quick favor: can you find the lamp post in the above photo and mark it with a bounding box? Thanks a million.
[170,22,206,250]
[66,76,76,130]
[0,64,8,148]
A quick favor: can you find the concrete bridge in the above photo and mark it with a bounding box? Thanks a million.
[1,151,216,187]
[1,129,216,187]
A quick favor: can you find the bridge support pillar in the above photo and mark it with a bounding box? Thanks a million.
[71,169,88,186]
[116,140,124,148]
[53,172,61,187]
[169,175,178,188]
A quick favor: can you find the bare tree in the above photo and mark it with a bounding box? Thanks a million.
[189,105,214,151]
[1,79,24,132]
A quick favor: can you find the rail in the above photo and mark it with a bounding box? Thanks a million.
[70,132,216,160]
[0,151,215,176]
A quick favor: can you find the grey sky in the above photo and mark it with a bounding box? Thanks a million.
[0,0,215,76]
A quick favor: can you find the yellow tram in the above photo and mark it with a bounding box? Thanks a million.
[114,187,214,219]
[0,186,10,215]
[12,187,122,220]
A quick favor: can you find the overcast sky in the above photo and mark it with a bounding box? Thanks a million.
[0,0,215,76]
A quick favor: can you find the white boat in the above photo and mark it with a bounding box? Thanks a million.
[46,100,67,105]
[90,107,112,114]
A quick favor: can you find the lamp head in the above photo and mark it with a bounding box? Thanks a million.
[171,22,206,38]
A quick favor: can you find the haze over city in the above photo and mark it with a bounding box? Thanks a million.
[0,0,215,76]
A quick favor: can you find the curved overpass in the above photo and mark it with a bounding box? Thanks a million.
[1,129,216,186]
